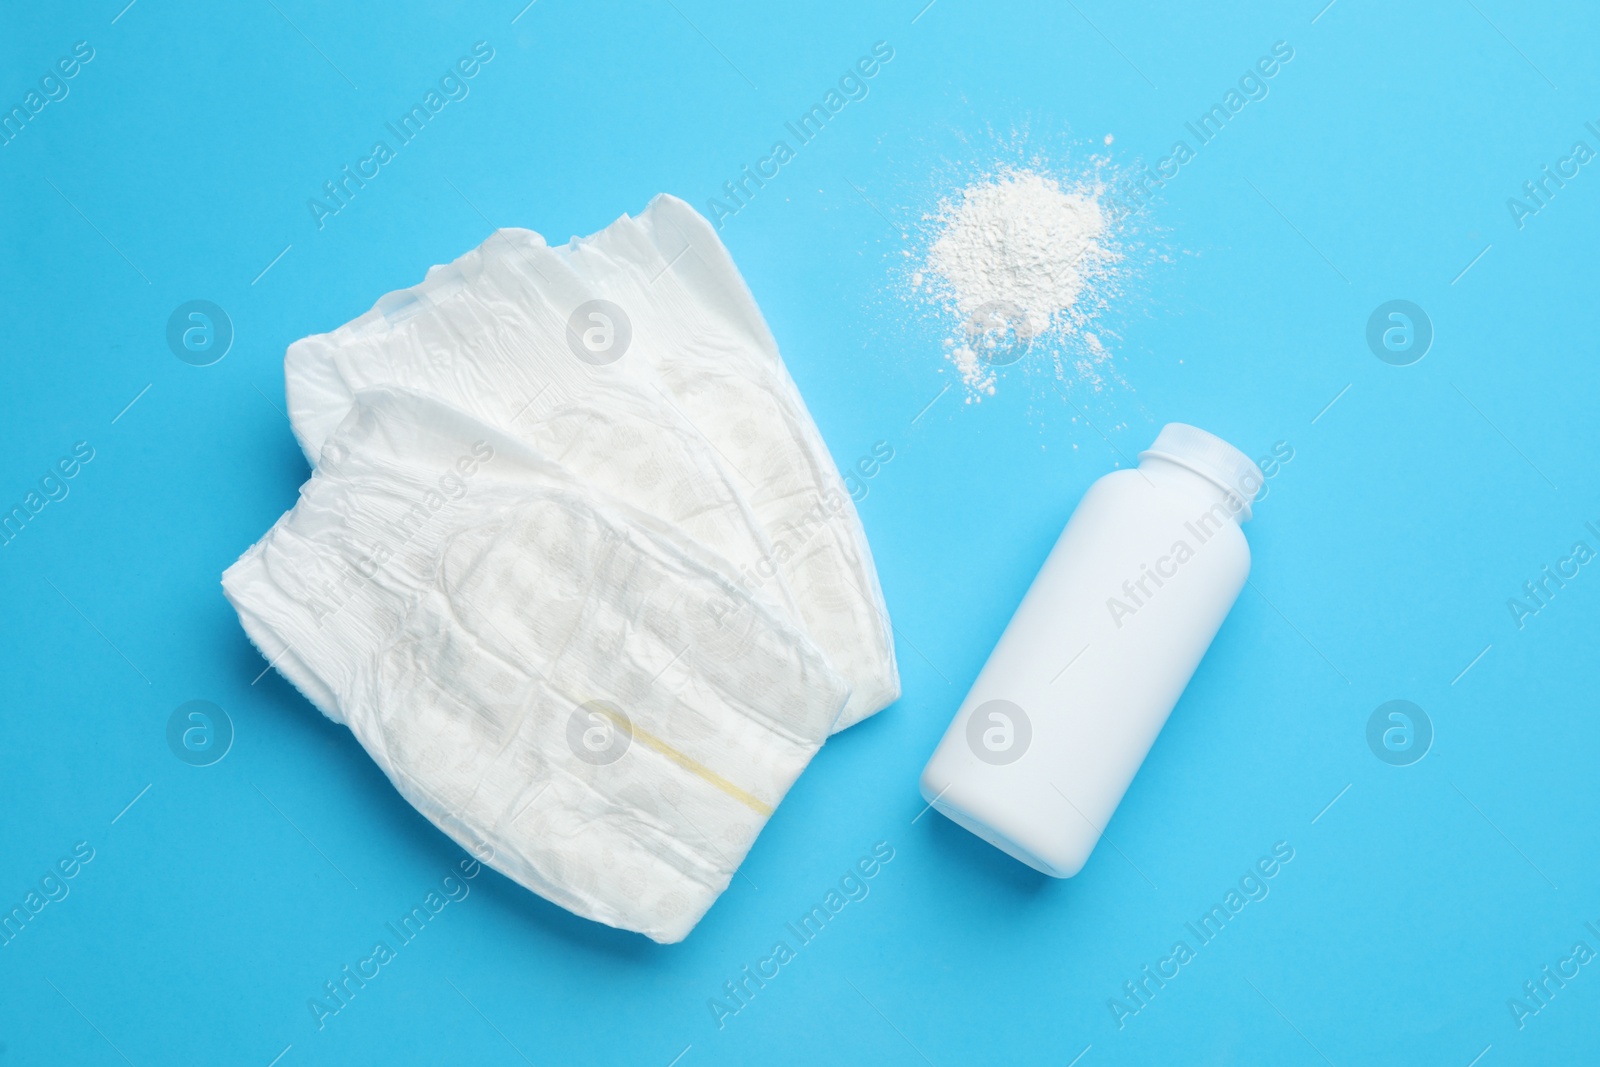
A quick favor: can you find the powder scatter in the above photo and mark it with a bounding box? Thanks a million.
[916,165,1124,401]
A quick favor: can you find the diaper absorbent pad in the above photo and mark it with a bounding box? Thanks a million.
[224,389,849,943]
[227,197,900,942]
[283,194,898,731]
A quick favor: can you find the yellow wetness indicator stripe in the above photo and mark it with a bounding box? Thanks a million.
[595,705,774,818]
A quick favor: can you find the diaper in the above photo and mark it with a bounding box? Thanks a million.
[282,196,898,730]
[224,389,849,943]
[565,195,900,729]
[283,260,801,628]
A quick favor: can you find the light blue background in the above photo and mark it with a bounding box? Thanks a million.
[2,1,1596,1064]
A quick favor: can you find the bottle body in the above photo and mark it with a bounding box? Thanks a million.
[920,428,1257,877]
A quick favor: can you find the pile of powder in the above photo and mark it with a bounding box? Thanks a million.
[916,167,1121,399]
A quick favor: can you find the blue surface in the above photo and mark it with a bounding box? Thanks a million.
[2,1,1596,1064]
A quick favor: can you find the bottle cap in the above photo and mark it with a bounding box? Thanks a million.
[1139,423,1262,521]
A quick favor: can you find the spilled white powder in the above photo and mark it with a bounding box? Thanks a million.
[918,167,1121,399]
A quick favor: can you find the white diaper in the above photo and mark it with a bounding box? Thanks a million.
[224,389,849,943]
[564,195,900,728]
[283,196,898,730]
[283,262,801,629]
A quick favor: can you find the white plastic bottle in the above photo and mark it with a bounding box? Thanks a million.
[919,424,1263,877]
